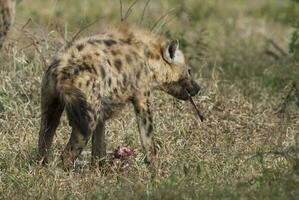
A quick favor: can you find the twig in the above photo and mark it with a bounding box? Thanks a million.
[156,15,176,33]
[264,37,288,60]
[267,38,288,57]
[10,18,34,44]
[11,18,48,67]
[119,0,123,21]
[119,0,139,22]
[20,18,33,31]
[23,31,47,67]
[139,0,151,25]
[150,8,177,31]
[265,49,280,60]
[55,25,68,45]
[21,18,48,66]
[69,19,100,45]
[123,0,139,21]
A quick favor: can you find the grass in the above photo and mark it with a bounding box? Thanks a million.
[0,0,299,199]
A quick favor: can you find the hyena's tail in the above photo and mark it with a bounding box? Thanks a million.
[58,85,90,136]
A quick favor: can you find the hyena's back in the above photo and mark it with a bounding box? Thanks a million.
[42,30,152,137]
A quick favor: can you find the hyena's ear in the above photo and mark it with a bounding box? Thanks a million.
[162,39,184,64]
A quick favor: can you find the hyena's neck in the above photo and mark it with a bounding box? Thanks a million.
[115,25,167,89]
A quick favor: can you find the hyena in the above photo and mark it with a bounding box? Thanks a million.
[0,0,16,48]
[38,24,201,169]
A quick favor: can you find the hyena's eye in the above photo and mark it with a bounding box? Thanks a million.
[188,69,192,76]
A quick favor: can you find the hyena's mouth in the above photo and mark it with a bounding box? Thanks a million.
[186,89,204,122]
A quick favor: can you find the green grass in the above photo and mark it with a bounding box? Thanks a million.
[0,0,299,199]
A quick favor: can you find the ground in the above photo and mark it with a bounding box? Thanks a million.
[0,0,298,199]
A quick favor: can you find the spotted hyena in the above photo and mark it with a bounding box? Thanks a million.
[38,24,201,169]
[0,0,16,49]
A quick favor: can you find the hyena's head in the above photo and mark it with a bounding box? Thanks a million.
[152,39,201,101]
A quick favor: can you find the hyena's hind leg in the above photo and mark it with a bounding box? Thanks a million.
[61,126,90,169]
[38,91,64,165]
[91,120,106,166]
[61,96,96,170]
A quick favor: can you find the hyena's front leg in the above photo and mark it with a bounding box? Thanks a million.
[91,120,106,166]
[132,95,156,164]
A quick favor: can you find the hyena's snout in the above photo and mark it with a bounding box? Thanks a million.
[183,79,200,96]
[165,79,201,101]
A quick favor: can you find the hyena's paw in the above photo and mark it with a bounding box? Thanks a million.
[144,147,157,165]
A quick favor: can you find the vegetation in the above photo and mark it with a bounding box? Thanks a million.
[0,0,298,199]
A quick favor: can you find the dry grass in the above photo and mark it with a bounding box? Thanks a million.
[0,0,298,199]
